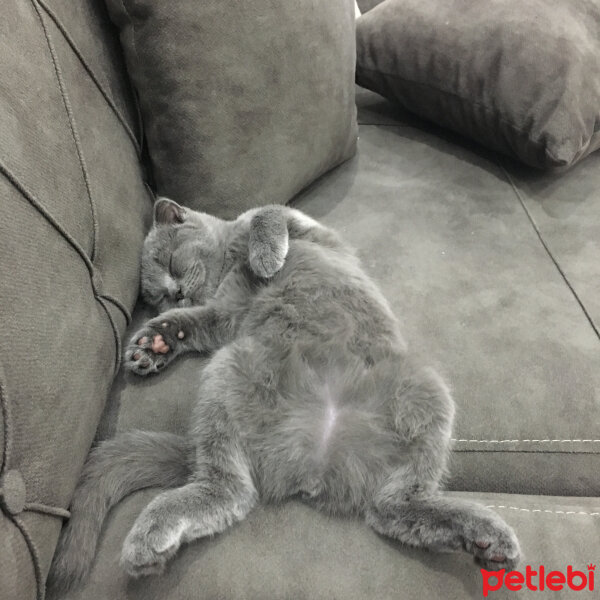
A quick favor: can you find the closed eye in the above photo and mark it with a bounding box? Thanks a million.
[168,254,174,276]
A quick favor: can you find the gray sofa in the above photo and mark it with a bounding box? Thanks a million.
[1,2,598,599]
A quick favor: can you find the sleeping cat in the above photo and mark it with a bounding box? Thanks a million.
[48,198,520,592]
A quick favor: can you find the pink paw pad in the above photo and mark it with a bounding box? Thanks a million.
[177,330,185,339]
[151,334,170,354]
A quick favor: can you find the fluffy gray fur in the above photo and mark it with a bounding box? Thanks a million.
[48,199,520,593]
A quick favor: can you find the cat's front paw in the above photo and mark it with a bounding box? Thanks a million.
[248,209,289,278]
[249,239,287,279]
[123,318,187,375]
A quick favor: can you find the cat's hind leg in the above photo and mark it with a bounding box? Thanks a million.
[120,446,257,578]
[366,492,520,571]
[366,365,520,570]
[121,346,259,577]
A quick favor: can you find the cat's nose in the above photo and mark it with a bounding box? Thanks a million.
[175,288,185,301]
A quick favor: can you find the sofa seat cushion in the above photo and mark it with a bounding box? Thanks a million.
[0,1,151,598]
[350,87,600,496]
[57,488,600,600]
[64,83,600,600]
[103,0,358,219]
[356,0,600,170]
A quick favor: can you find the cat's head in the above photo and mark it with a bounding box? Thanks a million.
[140,198,226,311]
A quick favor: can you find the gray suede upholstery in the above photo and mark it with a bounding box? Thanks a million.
[0,2,151,599]
[356,0,600,170]
[103,0,358,219]
[2,0,599,598]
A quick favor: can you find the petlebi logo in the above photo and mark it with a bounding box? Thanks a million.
[481,564,595,596]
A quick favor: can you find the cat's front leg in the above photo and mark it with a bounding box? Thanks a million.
[247,205,345,278]
[248,206,289,278]
[123,306,233,375]
[247,206,344,279]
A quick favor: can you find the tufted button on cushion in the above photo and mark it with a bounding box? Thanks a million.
[0,470,26,515]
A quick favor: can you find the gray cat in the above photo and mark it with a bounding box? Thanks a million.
[48,198,520,593]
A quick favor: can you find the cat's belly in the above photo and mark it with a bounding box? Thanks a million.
[247,383,400,510]
[220,325,406,511]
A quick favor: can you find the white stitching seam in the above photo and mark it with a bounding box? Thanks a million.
[452,439,600,443]
[487,505,600,516]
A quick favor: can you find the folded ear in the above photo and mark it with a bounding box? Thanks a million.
[154,197,186,225]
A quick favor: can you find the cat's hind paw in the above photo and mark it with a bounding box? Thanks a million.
[120,524,176,578]
[465,518,521,571]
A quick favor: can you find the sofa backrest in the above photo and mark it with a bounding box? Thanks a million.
[0,2,151,598]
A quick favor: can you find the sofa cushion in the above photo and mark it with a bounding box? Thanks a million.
[356,0,600,170]
[0,1,151,598]
[57,87,600,597]
[56,488,600,599]
[52,80,600,599]
[352,88,600,497]
[103,0,358,219]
